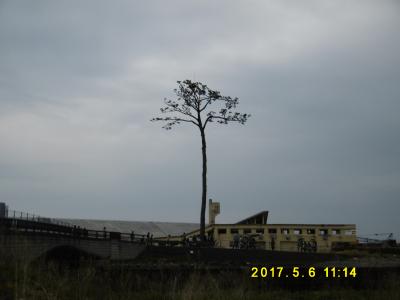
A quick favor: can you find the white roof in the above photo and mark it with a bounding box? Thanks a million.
[59,218,199,238]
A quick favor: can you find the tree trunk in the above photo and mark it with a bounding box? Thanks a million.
[200,128,207,241]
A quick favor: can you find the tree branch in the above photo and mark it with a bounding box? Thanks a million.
[151,116,199,130]
[203,113,250,129]
[200,98,212,112]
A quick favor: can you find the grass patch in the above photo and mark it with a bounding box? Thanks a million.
[0,258,399,300]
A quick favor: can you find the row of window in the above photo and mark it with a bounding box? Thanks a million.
[217,228,354,236]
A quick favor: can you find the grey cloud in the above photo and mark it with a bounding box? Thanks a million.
[0,0,399,240]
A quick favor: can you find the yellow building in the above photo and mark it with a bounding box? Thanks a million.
[163,200,357,253]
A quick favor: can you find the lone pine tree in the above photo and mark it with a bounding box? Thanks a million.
[152,80,250,241]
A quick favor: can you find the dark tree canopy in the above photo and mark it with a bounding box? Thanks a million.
[151,80,250,130]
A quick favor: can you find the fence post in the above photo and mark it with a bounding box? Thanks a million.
[0,203,6,218]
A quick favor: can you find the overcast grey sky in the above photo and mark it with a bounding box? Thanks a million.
[0,0,399,239]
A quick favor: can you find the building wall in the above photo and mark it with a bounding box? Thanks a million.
[0,234,147,261]
[185,223,357,253]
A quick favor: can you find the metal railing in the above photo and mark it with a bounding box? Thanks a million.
[5,209,72,227]
[0,212,149,244]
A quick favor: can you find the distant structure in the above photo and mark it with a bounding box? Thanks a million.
[163,201,357,253]
[208,199,220,225]
[1,201,357,253]
[0,202,7,218]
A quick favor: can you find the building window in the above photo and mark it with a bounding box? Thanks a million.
[293,229,302,235]
[243,229,252,234]
[307,229,316,235]
[268,228,277,234]
[230,228,239,234]
[218,228,227,234]
[332,229,341,235]
[319,229,328,236]
[281,228,289,235]
[344,230,354,236]
[256,228,264,234]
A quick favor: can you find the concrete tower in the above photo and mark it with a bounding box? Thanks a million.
[208,198,220,225]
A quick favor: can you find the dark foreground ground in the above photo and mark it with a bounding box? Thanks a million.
[1,247,399,300]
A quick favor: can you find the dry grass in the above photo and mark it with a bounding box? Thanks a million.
[0,258,399,300]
